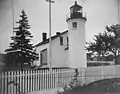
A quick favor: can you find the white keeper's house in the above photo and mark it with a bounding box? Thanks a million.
[34,1,87,68]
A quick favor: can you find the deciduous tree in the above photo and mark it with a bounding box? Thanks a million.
[86,24,120,64]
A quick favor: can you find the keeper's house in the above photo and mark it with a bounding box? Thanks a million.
[34,31,69,68]
[34,1,87,68]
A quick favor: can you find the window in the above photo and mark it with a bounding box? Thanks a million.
[67,37,69,46]
[64,37,69,51]
[60,36,63,45]
[40,49,47,65]
[72,22,77,28]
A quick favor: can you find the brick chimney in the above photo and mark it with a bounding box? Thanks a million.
[42,32,47,41]
[56,32,61,35]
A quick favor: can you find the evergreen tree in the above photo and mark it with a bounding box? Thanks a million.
[5,10,38,70]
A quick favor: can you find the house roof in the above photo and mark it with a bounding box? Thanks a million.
[35,30,68,47]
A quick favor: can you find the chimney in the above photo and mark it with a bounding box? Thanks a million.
[42,32,47,41]
[56,32,61,35]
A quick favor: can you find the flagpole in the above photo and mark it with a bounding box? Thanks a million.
[46,0,55,71]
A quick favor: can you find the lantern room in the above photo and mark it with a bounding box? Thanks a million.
[66,1,86,21]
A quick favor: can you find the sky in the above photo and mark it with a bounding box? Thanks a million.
[0,0,119,53]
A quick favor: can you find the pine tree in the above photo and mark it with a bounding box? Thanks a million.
[5,10,38,70]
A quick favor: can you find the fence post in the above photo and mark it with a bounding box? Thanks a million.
[113,59,115,78]
[81,68,85,85]
[1,72,4,94]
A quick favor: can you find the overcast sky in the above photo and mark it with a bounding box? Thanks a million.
[0,0,119,53]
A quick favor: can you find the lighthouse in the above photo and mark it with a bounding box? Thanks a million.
[66,1,87,68]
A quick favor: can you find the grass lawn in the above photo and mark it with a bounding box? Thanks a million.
[59,78,120,94]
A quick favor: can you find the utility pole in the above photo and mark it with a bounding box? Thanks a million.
[46,0,55,71]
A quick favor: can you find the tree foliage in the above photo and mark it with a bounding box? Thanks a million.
[5,10,38,69]
[86,24,120,58]
[106,24,120,56]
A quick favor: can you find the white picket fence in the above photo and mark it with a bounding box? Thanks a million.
[1,65,120,94]
[0,68,75,94]
[81,65,120,84]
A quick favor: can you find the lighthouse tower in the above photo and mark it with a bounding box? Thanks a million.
[66,1,87,68]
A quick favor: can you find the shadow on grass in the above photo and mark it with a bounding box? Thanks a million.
[59,78,120,94]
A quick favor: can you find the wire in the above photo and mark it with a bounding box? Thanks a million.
[118,0,120,24]
[11,0,15,35]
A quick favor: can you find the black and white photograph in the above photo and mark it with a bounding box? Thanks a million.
[0,0,120,94]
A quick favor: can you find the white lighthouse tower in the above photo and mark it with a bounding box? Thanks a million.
[66,1,87,68]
